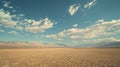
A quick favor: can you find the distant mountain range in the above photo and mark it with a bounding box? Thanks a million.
[76,41,120,48]
[0,41,66,48]
[96,42,120,48]
[0,41,120,48]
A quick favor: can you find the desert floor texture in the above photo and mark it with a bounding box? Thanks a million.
[0,48,120,67]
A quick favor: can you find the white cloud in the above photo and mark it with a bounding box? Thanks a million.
[25,18,55,33]
[45,34,63,40]
[64,28,82,35]
[57,32,65,37]
[18,14,24,17]
[106,37,120,42]
[0,8,56,33]
[69,4,80,16]
[46,34,56,39]
[70,35,80,40]
[45,32,65,40]
[84,0,96,9]
[8,31,18,34]
[3,1,13,9]
[46,19,120,41]
[0,9,17,28]
[24,19,33,24]
[72,24,78,27]
[16,26,23,31]
[0,29,4,32]
[84,37,120,44]
[97,19,104,23]
[24,19,41,26]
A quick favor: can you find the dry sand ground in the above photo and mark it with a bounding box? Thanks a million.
[0,48,120,67]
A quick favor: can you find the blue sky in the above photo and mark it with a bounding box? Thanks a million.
[0,0,120,46]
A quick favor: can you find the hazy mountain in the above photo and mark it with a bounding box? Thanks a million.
[76,41,120,48]
[96,42,120,48]
[55,43,68,47]
[0,41,120,48]
[0,41,65,48]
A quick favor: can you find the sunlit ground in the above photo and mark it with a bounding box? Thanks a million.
[0,48,120,67]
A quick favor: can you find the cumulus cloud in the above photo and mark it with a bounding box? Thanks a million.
[97,19,104,23]
[68,4,80,16]
[16,26,23,31]
[46,19,120,41]
[88,37,120,43]
[72,24,78,27]
[84,0,96,9]
[0,9,17,28]
[18,14,24,17]
[0,0,57,33]
[3,1,13,9]
[0,29,4,32]
[70,35,80,40]
[25,18,55,33]
[45,32,65,40]
[81,37,120,44]
[106,37,120,42]
[46,34,57,39]
[8,31,18,34]
[0,7,56,33]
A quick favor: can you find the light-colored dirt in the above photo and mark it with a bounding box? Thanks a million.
[0,48,120,67]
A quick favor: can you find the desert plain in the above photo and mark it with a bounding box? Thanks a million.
[0,48,120,67]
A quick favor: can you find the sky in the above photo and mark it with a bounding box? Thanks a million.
[0,0,120,47]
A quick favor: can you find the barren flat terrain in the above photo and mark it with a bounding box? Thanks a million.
[0,48,120,67]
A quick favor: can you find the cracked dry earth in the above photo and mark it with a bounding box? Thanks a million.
[0,48,120,67]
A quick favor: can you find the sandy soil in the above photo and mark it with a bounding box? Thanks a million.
[0,48,120,67]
